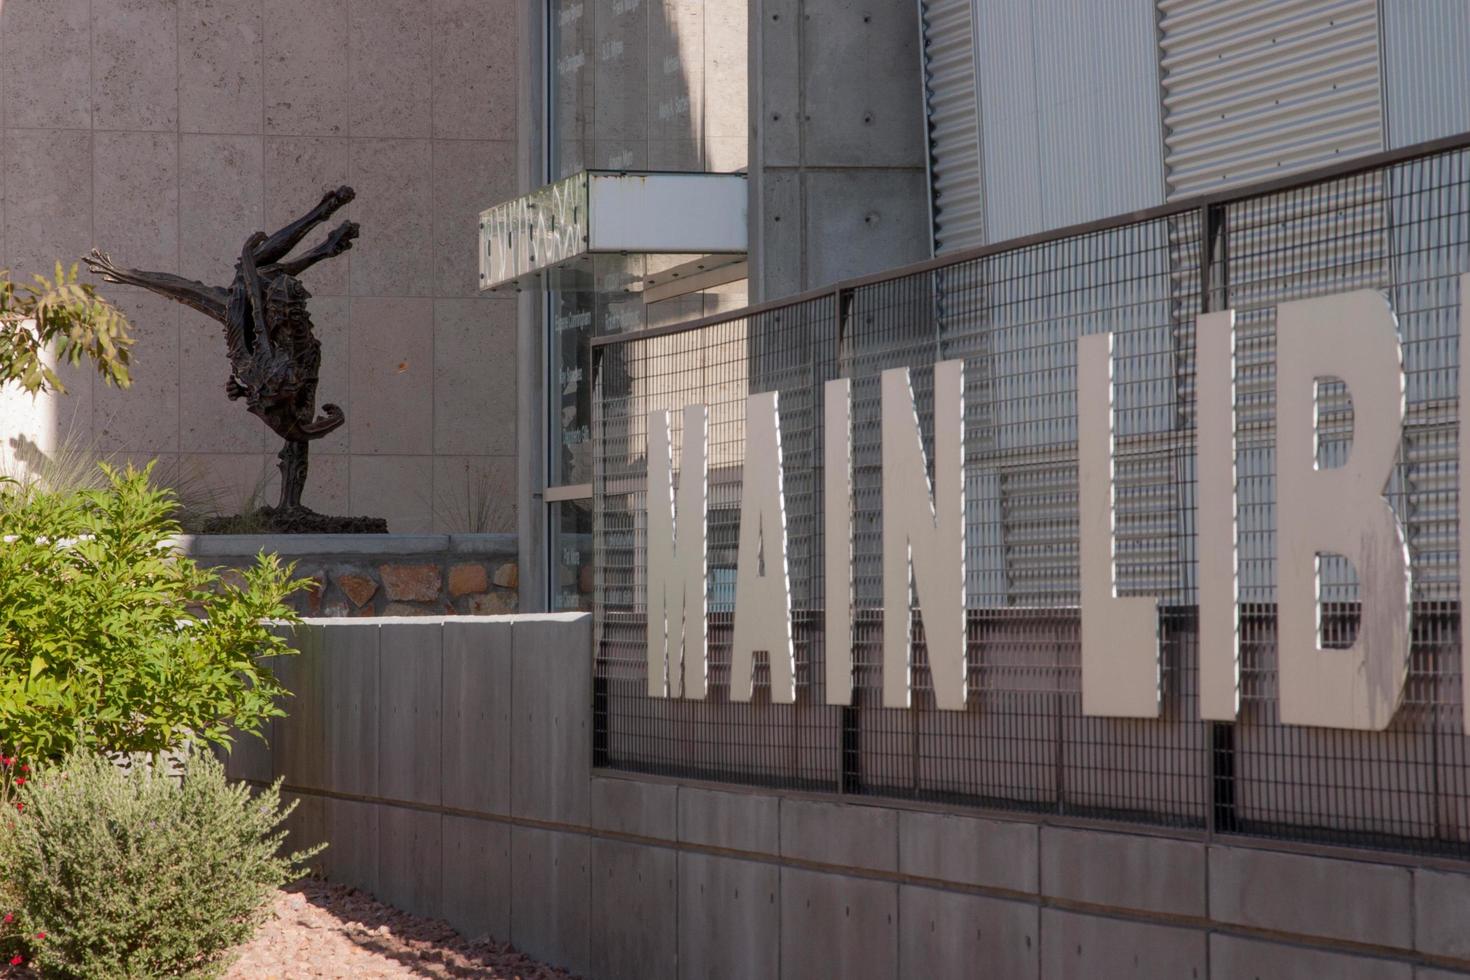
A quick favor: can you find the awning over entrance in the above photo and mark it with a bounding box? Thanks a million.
[477,171,747,293]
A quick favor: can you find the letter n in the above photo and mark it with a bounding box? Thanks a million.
[881,361,967,710]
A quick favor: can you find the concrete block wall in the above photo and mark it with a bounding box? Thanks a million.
[237,614,1470,979]
[0,0,520,532]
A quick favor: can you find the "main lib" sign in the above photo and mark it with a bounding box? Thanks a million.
[643,280,1470,733]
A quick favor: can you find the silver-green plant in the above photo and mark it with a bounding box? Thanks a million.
[0,747,321,979]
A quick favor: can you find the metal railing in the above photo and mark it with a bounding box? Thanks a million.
[590,132,1470,859]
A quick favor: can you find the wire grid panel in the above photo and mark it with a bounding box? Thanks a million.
[593,146,1470,855]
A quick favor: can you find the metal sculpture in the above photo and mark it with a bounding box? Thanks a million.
[85,186,386,533]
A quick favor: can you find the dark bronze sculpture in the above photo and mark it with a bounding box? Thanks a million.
[85,186,387,533]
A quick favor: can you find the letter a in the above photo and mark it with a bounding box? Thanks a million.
[731,392,796,702]
[646,405,708,698]
[1276,290,1410,730]
[881,361,967,710]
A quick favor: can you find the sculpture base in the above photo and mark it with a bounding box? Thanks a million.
[200,506,389,535]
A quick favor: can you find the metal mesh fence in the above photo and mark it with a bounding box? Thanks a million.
[592,142,1470,856]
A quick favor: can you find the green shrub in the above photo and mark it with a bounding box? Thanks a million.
[0,261,133,395]
[0,747,320,979]
[0,463,303,762]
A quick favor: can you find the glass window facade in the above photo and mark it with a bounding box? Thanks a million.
[542,0,747,610]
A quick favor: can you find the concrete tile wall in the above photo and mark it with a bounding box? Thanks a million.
[252,616,1470,980]
[749,0,930,301]
[0,0,519,532]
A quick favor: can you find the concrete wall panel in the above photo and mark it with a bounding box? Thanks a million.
[899,810,1038,893]
[4,129,93,279]
[273,623,329,790]
[263,0,348,136]
[754,0,800,169]
[591,839,678,980]
[511,615,593,824]
[92,0,177,132]
[799,0,925,169]
[780,867,898,980]
[377,805,443,920]
[349,0,433,140]
[1209,845,1414,949]
[432,298,520,455]
[678,786,780,853]
[441,814,512,943]
[1414,868,1470,960]
[431,0,518,140]
[592,776,678,840]
[1040,908,1206,980]
[899,885,1038,980]
[346,296,435,457]
[180,0,264,136]
[1041,827,1206,917]
[323,797,381,897]
[510,826,591,977]
[378,622,444,804]
[678,853,780,980]
[802,170,931,290]
[441,619,514,815]
[1210,934,1412,980]
[322,621,381,797]
[780,798,898,872]
[1,0,91,129]
[280,790,328,876]
[347,139,434,298]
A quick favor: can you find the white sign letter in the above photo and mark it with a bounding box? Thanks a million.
[881,361,967,710]
[825,378,854,705]
[1276,290,1410,731]
[646,405,708,698]
[1078,331,1161,718]
[1198,310,1240,720]
[731,392,796,702]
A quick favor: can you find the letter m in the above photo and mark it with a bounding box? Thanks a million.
[646,405,708,698]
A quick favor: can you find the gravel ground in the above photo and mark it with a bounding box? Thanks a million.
[3,878,579,979]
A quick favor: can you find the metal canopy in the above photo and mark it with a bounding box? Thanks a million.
[478,171,747,292]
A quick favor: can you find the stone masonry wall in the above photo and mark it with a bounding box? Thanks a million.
[176,533,517,617]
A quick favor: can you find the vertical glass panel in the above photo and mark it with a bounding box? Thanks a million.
[550,290,594,487]
[552,497,595,611]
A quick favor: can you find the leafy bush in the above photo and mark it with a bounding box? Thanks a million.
[0,748,320,978]
[0,262,132,395]
[0,463,303,762]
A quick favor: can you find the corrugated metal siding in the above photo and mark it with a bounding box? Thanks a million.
[1030,0,1166,228]
[1158,0,1384,197]
[919,0,986,254]
[1381,0,1470,148]
[973,0,1165,240]
[972,0,1043,240]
